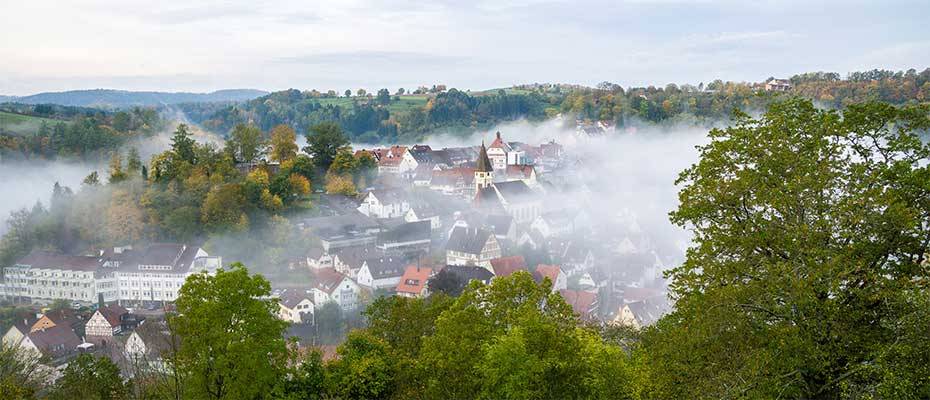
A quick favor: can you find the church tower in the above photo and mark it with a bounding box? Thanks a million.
[475,141,494,192]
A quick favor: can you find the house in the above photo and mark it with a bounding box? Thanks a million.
[441,265,495,286]
[85,304,128,337]
[487,131,512,170]
[377,221,431,255]
[30,309,83,337]
[396,266,433,298]
[489,256,528,278]
[5,250,101,303]
[372,146,417,174]
[559,289,599,320]
[531,209,589,238]
[124,319,173,362]
[2,317,36,347]
[504,164,537,186]
[105,243,221,305]
[534,264,568,292]
[356,256,408,290]
[310,268,362,311]
[764,78,791,92]
[404,205,442,230]
[357,189,411,219]
[277,288,316,324]
[445,227,501,269]
[17,324,81,362]
[330,245,382,277]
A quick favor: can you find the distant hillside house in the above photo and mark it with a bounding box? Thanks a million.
[445,227,501,270]
[764,78,791,92]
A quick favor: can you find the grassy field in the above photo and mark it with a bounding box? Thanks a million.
[0,111,65,136]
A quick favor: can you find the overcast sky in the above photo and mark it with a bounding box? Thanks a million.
[1,0,928,95]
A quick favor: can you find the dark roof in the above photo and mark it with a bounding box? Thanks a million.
[379,221,431,244]
[446,227,494,255]
[27,324,80,357]
[278,288,314,308]
[474,187,505,211]
[363,257,409,279]
[313,268,348,294]
[332,245,382,269]
[15,250,100,271]
[113,244,202,274]
[476,142,493,173]
[492,180,534,200]
[443,265,494,285]
[131,319,174,358]
[97,304,128,327]
[39,309,82,329]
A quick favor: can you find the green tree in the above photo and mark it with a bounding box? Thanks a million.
[108,153,127,183]
[227,124,265,164]
[82,171,100,186]
[645,99,930,398]
[170,124,196,164]
[126,147,142,174]
[345,89,352,98]
[327,331,396,400]
[170,264,291,400]
[327,147,358,176]
[376,88,391,105]
[303,122,349,172]
[49,354,130,400]
[268,124,298,163]
[284,350,327,400]
[201,184,247,233]
[0,344,46,400]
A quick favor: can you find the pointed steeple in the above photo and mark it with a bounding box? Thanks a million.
[476,141,493,173]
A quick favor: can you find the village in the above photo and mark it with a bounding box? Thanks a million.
[1,130,673,374]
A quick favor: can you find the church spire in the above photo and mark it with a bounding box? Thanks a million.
[476,141,493,173]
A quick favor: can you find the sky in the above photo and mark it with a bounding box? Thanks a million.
[1,0,928,95]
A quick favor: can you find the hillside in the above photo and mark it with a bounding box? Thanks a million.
[0,110,67,136]
[5,88,268,108]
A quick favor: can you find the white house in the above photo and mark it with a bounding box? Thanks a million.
[357,189,411,219]
[4,250,101,304]
[356,257,407,290]
[445,227,501,270]
[277,288,316,324]
[487,132,511,171]
[85,304,128,337]
[310,268,362,311]
[105,243,222,305]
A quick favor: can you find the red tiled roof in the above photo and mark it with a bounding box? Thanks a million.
[489,256,527,277]
[97,304,128,327]
[534,264,562,284]
[396,266,432,295]
[559,289,597,318]
[313,267,347,294]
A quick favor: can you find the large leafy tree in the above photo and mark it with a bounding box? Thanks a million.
[170,264,291,400]
[645,99,930,398]
[268,124,298,163]
[227,124,266,164]
[48,354,130,400]
[303,122,349,173]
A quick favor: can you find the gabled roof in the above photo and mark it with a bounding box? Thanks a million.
[33,309,81,331]
[396,266,433,295]
[489,131,512,152]
[110,243,204,274]
[27,324,80,356]
[476,142,493,173]
[559,289,598,318]
[15,250,100,271]
[313,268,349,294]
[366,188,407,205]
[534,264,563,284]
[363,257,408,279]
[489,256,527,277]
[446,227,494,255]
[279,288,315,309]
[474,187,505,211]
[492,180,534,201]
[332,245,381,270]
[96,304,128,327]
